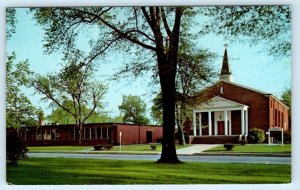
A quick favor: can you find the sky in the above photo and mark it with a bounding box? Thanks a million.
[5,8,292,120]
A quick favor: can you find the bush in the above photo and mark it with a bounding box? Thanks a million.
[150,144,157,150]
[93,144,113,150]
[284,130,291,144]
[224,143,234,151]
[6,132,28,165]
[248,128,265,143]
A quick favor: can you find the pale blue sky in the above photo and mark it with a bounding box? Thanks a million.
[6,8,291,118]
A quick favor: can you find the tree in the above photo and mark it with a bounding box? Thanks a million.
[150,93,163,125]
[47,100,122,124]
[31,6,290,163]
[175,47,216,145]
[281,88,291,129]
[31,60,107,145]
[199,6,291,58]
[6,132,28,165]
[6,8,16,40]
[119,95,150,125]
[6,52,37,129]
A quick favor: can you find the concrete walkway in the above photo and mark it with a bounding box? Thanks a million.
[176,144,220,155]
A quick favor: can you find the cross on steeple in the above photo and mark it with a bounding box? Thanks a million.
[224,43,228,49]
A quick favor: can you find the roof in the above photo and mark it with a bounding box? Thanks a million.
[197,80,289,109]
[21,122,162,128]
[193,96,248,111]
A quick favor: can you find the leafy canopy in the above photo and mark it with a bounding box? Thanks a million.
[119,95,150,125]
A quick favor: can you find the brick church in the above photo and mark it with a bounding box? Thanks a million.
[191,47,289,144]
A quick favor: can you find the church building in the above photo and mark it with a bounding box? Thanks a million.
[191,47,289,144]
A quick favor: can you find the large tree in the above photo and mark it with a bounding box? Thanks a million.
[31,6,290,163]
[6,52,37,129]
[31,60,107,145]
[32,7,186,163]
[118,95,150,125]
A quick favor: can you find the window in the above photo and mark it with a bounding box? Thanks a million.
[96,127,102,139]
[91,128,96,139]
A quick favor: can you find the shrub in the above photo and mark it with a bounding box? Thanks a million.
[224,143,234,151]
[150,144,157,150]
[248,128,265,143]
[6,132,28,165]
[284,130,291,144]
[93,144,113,150]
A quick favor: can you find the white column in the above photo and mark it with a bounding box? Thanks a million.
[224,110,228,135]
[193,111,196,136]
[198,112,202,136]
[107,127,109,139]
[241,109,245,135]
[245,109,248,135]
[228,111,232,135]
[208,111,212,136]
[214,112,218,136]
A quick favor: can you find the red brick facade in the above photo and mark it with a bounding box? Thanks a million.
[10,123,162,146]
[196,80,289,134]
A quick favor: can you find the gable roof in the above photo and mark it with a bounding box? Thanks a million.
[197,80,289,109]
[194,96,248,111]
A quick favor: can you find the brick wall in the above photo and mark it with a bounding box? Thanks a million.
[116,124,163,145]
[198,81,270,133]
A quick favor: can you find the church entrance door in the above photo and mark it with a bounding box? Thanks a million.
[217,121,224,135]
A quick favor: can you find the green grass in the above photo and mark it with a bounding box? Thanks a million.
[28,144,190,153]
[7,157,291,184]
[204,144,291,153]
[28,146,92,152]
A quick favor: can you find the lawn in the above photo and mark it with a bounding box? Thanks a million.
[28,146,91,152]
[7,157,291,184]
[204,144,291,153]
[28,144,189,153]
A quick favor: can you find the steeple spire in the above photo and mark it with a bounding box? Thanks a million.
[219,45,232,81]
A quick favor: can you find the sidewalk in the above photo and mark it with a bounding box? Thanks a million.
[176,144,220,155]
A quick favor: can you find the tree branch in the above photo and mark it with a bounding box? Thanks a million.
[71,8,156,51]
[161,7,172,36]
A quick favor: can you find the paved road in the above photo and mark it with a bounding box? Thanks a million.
[28,153,291,165]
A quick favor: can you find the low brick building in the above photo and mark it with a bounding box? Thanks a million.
[9,123,162,146]
[191,48,289,144]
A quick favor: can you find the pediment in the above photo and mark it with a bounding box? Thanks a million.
[194,96,247,110]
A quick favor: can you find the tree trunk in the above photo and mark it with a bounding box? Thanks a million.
[157,56,181,164]
[78,123,82,145]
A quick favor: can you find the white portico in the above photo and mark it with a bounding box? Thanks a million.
[192,96,249,137]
